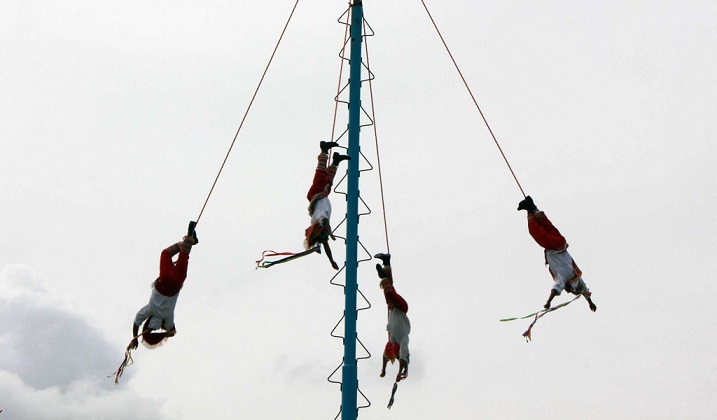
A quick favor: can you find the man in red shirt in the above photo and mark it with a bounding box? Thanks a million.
[304,141,350,269]
[375,253,411,382]
[130,222,198,349]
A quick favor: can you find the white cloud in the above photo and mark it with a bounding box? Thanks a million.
[0,265,166,420]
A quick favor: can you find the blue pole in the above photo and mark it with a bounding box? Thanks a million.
[342,1,363,419]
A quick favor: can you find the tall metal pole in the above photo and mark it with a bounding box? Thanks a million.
[341,1,363,419]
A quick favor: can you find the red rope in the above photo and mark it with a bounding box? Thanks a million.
[195,0,302,225]
[330,8,351,144]
[418,0,526,198]
[362,19,391,254]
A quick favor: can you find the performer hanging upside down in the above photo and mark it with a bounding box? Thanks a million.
[375,253,411,382]
[518,196,597,312]
[130,222,199,350]
[304,141,350,270]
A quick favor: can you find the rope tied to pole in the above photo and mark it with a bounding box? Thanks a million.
[194,0,301,227]
[362,18,391,254]
[418,0,526,198]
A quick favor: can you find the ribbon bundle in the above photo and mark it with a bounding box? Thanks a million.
[500,295,582,341]
[255,246,321,268]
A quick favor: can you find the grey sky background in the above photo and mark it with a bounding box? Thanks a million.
[1,1,716,419]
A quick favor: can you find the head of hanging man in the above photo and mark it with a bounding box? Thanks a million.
[304,221,329,250]
[141,317,174,348]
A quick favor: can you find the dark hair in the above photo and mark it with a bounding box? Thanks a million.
[141,317,169,348]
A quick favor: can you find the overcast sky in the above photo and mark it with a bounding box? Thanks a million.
[2,1,716,419]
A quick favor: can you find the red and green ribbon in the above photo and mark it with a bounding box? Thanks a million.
[500,295,582,341]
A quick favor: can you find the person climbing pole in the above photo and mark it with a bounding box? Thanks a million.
[517,196,597,312]
[304,141,350,270]
[375,253,411,382]
[130,222,199,350]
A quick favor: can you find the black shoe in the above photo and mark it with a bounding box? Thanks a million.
[375,263,386,278]
[332,152,351,166]
[187,221,199,244]
[374,253,391,266]
[320,141,340,154]
[517,196,537,213]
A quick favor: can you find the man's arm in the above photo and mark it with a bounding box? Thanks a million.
[397,358,408,382]
[131,306,150,350]
[544,289,558,309]
[321,218,335,241]
[585,294,597,312]
[129,323,140,350]
[322,240,339,270]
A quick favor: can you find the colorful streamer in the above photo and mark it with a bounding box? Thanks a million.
[255,246,321,268]
[500,295,582,341]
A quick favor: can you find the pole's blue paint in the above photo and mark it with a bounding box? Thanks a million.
[342,1,363,419]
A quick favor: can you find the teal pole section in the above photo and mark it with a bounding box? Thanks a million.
[341,1,363,419]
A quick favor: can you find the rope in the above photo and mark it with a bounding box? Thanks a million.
[362,18,390,254]
[418,0,526,198]
[362,20,402,413]
[330,8,352,144]
[194,0,301,225]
